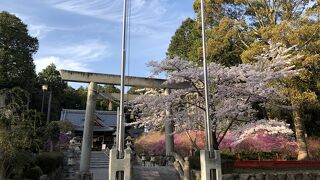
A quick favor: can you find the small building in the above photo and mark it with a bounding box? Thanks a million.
[60,109,117,150]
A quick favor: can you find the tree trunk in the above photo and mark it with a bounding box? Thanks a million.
[0,93,5,108]
[50,140,53,152]
[212,131,219,150]
[292,102,309,160]
[0,165,4,180]
[0,155,7,180]
[185,131,200,151]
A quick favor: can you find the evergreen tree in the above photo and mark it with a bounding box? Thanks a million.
[0,11,38,89]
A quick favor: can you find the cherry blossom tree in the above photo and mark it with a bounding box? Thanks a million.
[131,43,301,150]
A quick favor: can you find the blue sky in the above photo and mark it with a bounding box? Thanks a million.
[0,0,195,87]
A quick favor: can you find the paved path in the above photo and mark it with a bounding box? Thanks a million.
[88,151,180,180]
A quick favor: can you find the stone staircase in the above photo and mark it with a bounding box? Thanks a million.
[63,150,80,180]
[63,151,181,180]
[63,151,109,180]
[90,151,109,168]
[90,151,109,180]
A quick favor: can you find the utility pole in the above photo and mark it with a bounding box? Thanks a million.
[118,0,128,158]
[200,0,213,153]
[109,0,132,179]
[200,0,222,179]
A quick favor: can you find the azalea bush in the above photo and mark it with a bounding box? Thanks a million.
[135,119,301,159]
[219,132,297,159]
[134,131,205,157]
[219,120,298,159]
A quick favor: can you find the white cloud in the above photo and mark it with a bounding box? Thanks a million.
[46,0,179,36]
[53,40,111,60]
[34,56,91,73]
[35,39,111,73]
[28,24,54,39]
[49,0,122,22]
[28,24,78,39]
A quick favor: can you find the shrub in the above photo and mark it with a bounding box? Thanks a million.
[9,151,35,179]
[56,120,75,133]
[35,152,63,174]
[59,133,71,149]
[134,132,164,155]
[219,120,298,158]
[231,131,297,156]
[189,155,200,170]
[23,166,43,180]
[220,151,236,160]
[134,131,205,156]
[189,151,236,172]
[135,120,300,160]
[237,151,275,160]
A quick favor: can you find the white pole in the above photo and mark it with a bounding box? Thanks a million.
[118,0,128,157]
[200,0,213,152]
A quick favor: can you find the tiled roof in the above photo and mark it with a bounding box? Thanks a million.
[60,109,117,132]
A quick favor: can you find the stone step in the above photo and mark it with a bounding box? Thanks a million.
[89,151,109,170]
[90,165,108,167]
[90,162,108,164]
[90,154,109,163]
[90,161,108,163]
[90,164,108,167]
[90,159,108,162]
[90,166,108,168]
[90,159,108,161]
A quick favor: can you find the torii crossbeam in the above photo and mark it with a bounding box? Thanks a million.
[60,69,189,89]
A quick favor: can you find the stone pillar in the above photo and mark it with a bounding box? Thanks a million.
[164,88,174,156]
[200,150,222,180]
[108,144,132,180]
[77,82,97,180]
[183,157,191,180]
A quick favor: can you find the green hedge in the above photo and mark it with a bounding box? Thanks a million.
[220,151,237,160]
[189,151,237,170]
[238,151,276,160]
[36,152,64,174]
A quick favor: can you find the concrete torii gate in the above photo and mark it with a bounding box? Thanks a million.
[60,69,189,179]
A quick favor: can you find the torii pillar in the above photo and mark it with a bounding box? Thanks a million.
[164,88,174,156]
[76,82,97,180]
